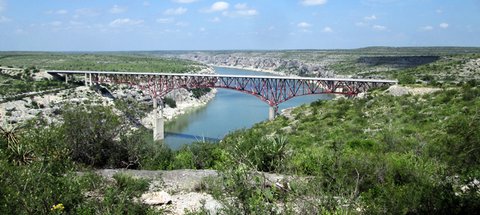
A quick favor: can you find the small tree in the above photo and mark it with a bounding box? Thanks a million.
[62,105,125,167]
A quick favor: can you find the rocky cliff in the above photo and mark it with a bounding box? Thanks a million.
[177,53,335,77]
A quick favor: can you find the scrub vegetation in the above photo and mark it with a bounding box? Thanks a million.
[1,82,479,214]
[1,49,479,214]
[0,52,203,73]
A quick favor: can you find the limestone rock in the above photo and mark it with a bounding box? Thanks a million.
[386,85,409,96]
[141,191,172,205]
[169,192,222,215]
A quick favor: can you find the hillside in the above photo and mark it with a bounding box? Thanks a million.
[204,83,480,213]
[147,47,480,85]
[1,49,479,214]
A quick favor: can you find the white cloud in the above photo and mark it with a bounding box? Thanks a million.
[364,15,377,20]
[109,5,127,14]
[297,22,312,28]
[355,22,367,27]
[51,9,68,15]
[323,26,333,33]
[235,3,248,10]
[439,22,449,29]
[236,9,258,16]
[210,17,221,22]
[15,28,25,34]
[173,0,198,3]
[57,10,68,15]
[164,7,187,15]
[74,8,99,18]
[436,9,443,14]
[372,24,386,30]
[69,21,83,26]
[421,25,434,31]
[143,1,150,7]
[231,3,258,16]
[0,0,5,12]
[205,1,229,12]
[109,18,144,27]
[199,27,206,32]
[301,0,327,6]
[156,18,175,24]
[268,26,275,31]
[0,15,10,23]
[50,21,62,27]
[175,21,189,27]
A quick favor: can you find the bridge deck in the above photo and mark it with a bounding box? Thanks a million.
[47,70,398,84]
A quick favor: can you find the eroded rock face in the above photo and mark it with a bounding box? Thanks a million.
[141,191,172,205]
[169,192,221,215]
[385,85,441,97]
[178,53,335,77]
[96,169,222,215]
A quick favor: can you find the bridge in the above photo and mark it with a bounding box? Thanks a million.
[47,70,397,141]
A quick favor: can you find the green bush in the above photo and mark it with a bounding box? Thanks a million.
[74,173,152,214]
[0,125,82,214]
[171,141,220,169]
[397,73,416,85]
[189,88,211,99]
[61,105,125,167]
[164,97,177,108]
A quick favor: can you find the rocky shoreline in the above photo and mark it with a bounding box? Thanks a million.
[176,52,335,77]
[0,68,217,129]
[211,65,292,76]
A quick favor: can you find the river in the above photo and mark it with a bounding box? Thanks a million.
[164,67,333,149]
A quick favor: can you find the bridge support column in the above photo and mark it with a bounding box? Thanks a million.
[89,73,93,86]
[84,73,88,86]
[153,98,164,141]
[269,105,278,121]
[65,74,69,84]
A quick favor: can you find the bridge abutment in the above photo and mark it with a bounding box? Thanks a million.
[152,98,165,141]
[269,105,278,121]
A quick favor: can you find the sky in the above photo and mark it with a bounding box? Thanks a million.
[0,0,479,51]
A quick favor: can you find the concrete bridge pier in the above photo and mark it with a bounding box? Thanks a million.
[84,73,88,86]
[152,98,165,141]
[65,74,69,84]
[269,105,278,121]
[89,73,93,86]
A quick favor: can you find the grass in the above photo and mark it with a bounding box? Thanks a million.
[0,74,67,97]
[0,52,204,73]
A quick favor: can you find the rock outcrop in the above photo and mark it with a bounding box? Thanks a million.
[177,53,335,77]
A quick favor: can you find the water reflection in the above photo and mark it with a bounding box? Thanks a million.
[163,67,332,149]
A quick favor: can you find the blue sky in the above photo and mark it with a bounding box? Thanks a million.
[0,0,479,51]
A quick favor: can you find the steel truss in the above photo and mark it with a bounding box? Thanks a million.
[49,70,396,108]
[85,73,395,108]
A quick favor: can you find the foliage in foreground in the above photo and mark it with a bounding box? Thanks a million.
[209,84,480,214]
[1,84,479,214]
[0,124,155,214]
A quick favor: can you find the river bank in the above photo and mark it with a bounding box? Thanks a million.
[210,64,293,77]
[1,66,217,130]
[141,88,217,130]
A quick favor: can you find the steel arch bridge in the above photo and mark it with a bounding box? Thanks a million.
[48,70,397,109]
[49,70,397,140]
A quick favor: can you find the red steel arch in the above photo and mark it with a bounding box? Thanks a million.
[49,70,397,108]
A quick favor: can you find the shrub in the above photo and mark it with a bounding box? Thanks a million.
[397,73,416,85]
[164,97,177,108]
[172,141,220,169]
[61,105,126,167]
[74,173,152,214]
[189,88,211,99]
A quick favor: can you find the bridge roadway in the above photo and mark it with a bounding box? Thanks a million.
[48,70,397,141]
